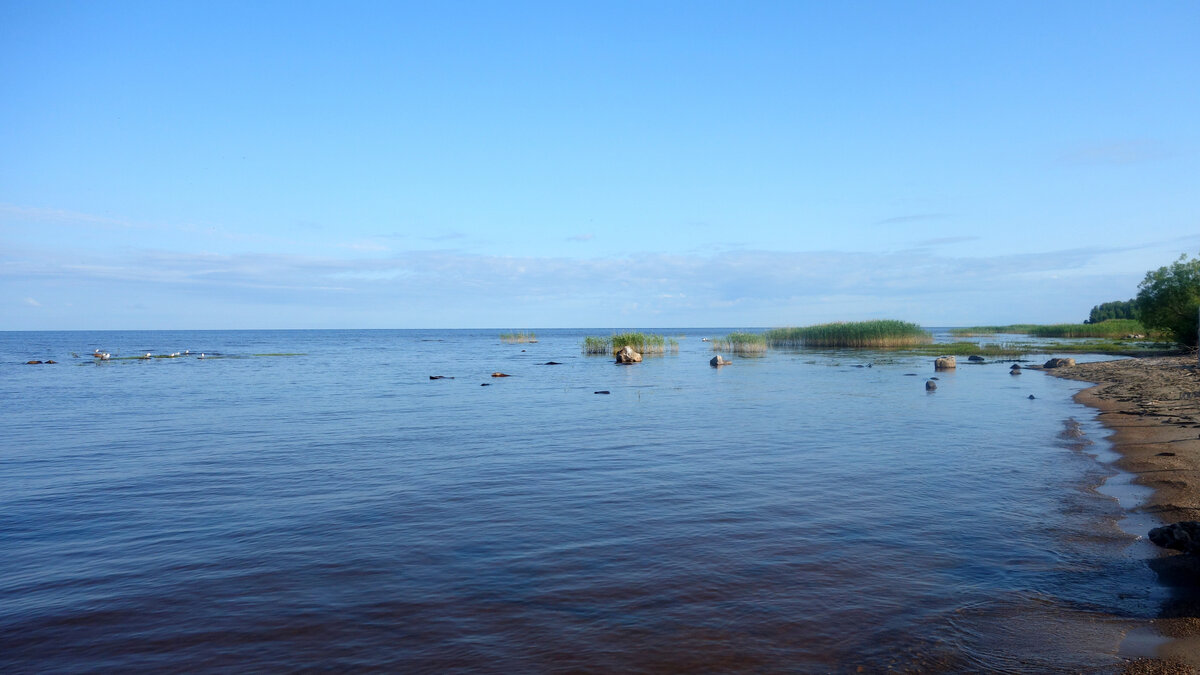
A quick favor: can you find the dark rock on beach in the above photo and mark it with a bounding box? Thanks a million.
[1149,521,1200,556]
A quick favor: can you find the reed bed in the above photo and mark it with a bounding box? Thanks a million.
[582,336,610,354]
[1026,320,1145,338]
[765,320,932,349]
[949,324,1041,336]
[951,320,1146,338]
[582,332,677,356]
[712,332,767,355]
[500,332,537,343]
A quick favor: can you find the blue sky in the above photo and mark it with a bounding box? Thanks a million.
[2,1,1197,329]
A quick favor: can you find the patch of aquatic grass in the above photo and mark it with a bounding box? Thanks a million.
[765,320,932,349]
[712,332,767,355]
[1035,339,1180,356]
[500,331,537,343]
[582,336,611,354]
[906,342,1032,358]
[612,332,667,355]
[583,332,674,356]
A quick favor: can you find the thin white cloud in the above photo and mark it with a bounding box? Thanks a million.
[24,297,40,306]
[875,214,949,226]
[914,236,981,247]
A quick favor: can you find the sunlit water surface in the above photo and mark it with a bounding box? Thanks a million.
[0,329,1163,672]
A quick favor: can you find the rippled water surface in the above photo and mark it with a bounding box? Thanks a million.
[0,329,1160,672]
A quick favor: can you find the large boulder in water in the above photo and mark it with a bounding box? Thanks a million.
[710,355,731,367]
[934,356,956,371]
[615,345,642,364]
[1149,522,1200,555]
[1043,357,1076,369]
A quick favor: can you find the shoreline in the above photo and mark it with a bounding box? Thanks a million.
[1048,355,1200,673]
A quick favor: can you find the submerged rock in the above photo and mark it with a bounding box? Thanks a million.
[968,355,985,362]
[615,345,642,364]
[934,356,956,371]
[1149,522,1200,555]
[543,361,562,365]
[491,372,511,378]
[710,355,731,367]
[1010,364,1022,375]
[925,380,937,391]
[429,375,454,380]
[594,390,610,395]
[1043,357,1076,369]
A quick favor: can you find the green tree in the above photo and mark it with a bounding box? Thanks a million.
[1135,253,1200,347]
[1086,299,1137,324]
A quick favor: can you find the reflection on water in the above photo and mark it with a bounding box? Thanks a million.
[0,329,1159,672]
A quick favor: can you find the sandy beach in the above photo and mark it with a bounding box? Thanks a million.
[1050,355,1200,673]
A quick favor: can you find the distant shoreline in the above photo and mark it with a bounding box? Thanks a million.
[1049,355,1200,672]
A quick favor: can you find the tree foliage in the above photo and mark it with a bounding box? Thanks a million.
[1135,253,1200,347]
[1086,299,1137,324]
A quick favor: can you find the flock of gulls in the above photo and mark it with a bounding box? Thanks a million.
[84,349,205,361]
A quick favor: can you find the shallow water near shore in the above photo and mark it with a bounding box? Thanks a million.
[0,329,1165,672]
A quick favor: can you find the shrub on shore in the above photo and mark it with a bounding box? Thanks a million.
[712,332,767,355]
[765,321,932,349]
[1136,252,1200,347]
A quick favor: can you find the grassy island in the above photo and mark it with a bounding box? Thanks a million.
[500,332,537,343]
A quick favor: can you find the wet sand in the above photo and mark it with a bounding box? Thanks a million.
[1049,355,1200,674]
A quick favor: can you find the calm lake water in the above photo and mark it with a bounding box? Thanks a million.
[0,329,1165,672]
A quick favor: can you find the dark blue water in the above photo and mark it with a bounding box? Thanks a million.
[0,330,1161,672]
